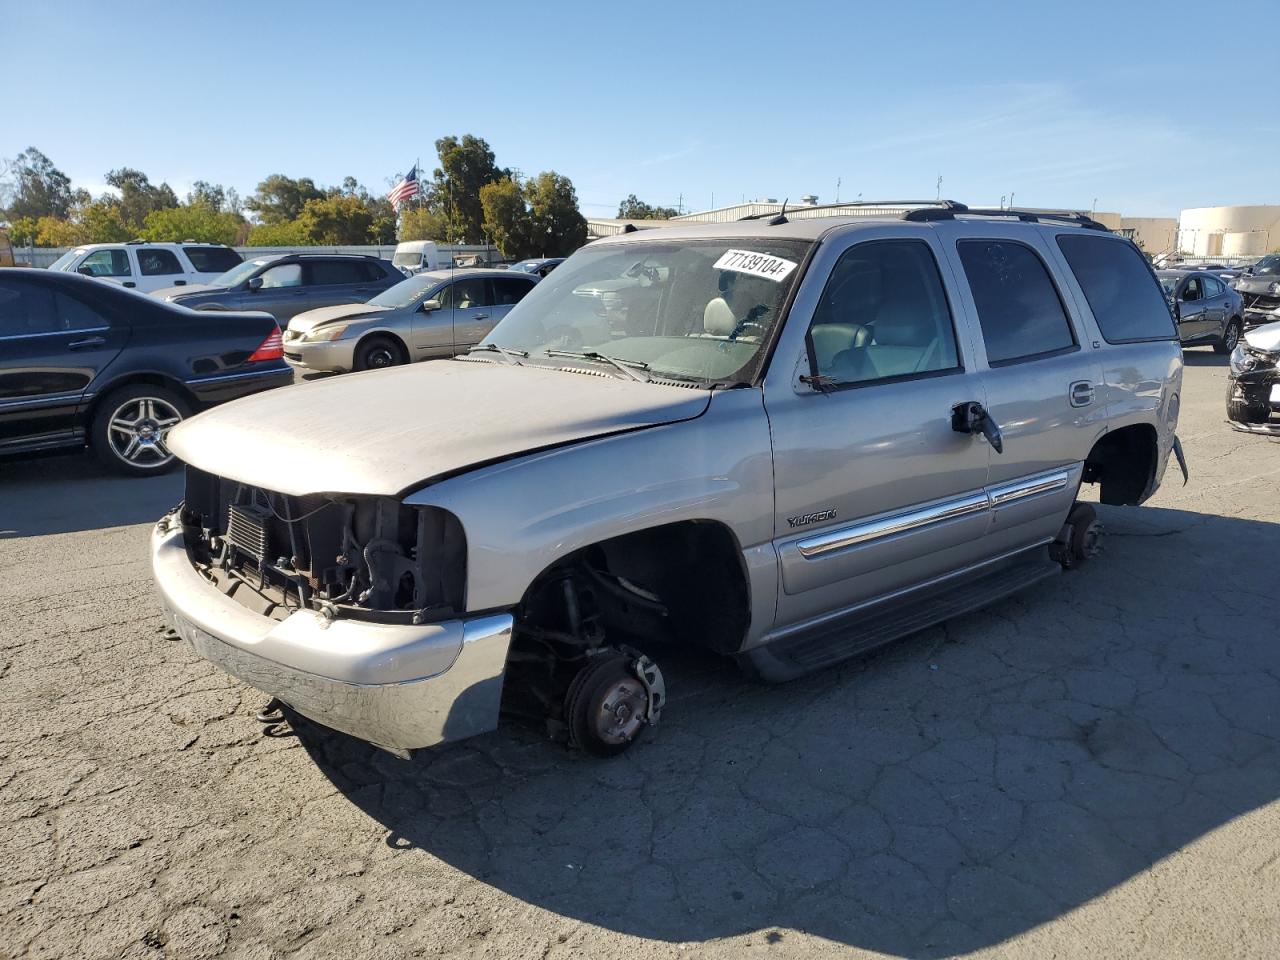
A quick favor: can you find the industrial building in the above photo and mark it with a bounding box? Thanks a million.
[1176,205,1280,258]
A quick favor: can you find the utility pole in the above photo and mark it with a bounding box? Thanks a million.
[936,175,943,201]
[677,192,683,216]
[836,177,841,203]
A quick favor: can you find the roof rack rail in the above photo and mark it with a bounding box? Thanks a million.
[739,199,966,221]
[902,206,1109,231]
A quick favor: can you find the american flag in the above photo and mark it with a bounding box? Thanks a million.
[387,164,419,211]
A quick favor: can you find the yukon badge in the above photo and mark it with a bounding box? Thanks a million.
[787,508,836,528]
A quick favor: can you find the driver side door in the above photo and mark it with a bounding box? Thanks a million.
[410,282,455,358]
[1175,275,1213,343]
[449,277,496,352]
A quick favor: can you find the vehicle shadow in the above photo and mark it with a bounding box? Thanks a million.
[294,505,1280,956]
[1181,349,1229,367]
[0,451,183,538]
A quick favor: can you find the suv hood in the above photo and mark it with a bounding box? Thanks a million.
[1235,276,1279,293]
[168,359,711,496]
[288,302,390,336]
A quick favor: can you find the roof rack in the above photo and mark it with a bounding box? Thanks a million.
[738,199,965,221]
[902,206,1109,231]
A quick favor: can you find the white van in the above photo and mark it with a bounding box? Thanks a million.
[46,241,243,293]
[392,240,441,276]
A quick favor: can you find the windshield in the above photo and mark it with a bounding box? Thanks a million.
[392,251,422,266]
[1158,276,1178,295]
[509,261,538,273]
[483,238,812,383]
[212,258,274,288]
[368,275,439,309]
[48,250,82,271]
[1254,255,1280,276]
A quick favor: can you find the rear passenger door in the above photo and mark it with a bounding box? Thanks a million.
[938,223,1103,553]
[304,259,381,313]
[764,228,992,628]
[134,248,187,293]
[1201,274,1228,339]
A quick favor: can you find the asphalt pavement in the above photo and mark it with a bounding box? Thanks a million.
[1,350,1277,960]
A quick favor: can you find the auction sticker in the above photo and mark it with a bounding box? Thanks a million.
[713,249,798,282]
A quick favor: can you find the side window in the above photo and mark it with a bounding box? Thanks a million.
[1055,235,1176,343]
[957,240,1076,365]
[307,261,367,285]
[1181,276,1203,302]
[259,264,302,288]
[492,277,535,305]
[362,262,386,282]
[53,292,109,331]
[451,278,490,308]
[80,249,131,278]
[137,249,184,276]
[808,239,960,385]
[0,280,57,336]
[433,283,454,309]
[184,246,242,273]
[1204,275,1224,297]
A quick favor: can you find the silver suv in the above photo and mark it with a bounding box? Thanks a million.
[151,203,1186,759]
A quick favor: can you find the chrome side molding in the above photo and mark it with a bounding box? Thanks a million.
[796,466,1074,560]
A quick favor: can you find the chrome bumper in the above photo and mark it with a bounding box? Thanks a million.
[151,519,512,754]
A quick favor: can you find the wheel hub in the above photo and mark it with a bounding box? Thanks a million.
[107,398,182,465]
[596,679,646,744]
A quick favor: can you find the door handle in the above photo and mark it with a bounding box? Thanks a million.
[1069,380,1095,407]
[68,336,106,350]
[951,401,1004,453]
[174,280,187,286]
[471,313,490,321]
[123,281,136,288]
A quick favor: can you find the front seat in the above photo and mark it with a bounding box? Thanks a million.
[810,323,870,371]
[703,297,736,337]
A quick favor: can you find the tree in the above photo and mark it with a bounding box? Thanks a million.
[245,174,324,224]
[2,147,76,221]
[78,201,134,243]
[297,194,375,245]
[247,220,311,246]
[481,172,587,260]
[7,217,37,247]
[525,172,588,257]
[480,178,532,259]
[141,205,242,245]
[34,215,87,247]
[104,168,178,229]
[398,205,449,242]
[617,194,679,220]
[427,135,508,243]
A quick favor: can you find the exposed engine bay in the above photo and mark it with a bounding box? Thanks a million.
[177,466,466,623]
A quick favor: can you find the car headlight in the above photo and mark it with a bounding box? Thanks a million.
[1270,281,1280,295]
[303,325,348,342]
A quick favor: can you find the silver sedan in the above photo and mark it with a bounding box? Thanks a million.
[282,268,539,373]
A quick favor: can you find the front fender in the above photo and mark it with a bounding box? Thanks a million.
[404,388,776,616]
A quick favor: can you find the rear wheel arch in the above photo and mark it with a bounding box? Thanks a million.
[84,372,200,430]
[1082,423,1159,505]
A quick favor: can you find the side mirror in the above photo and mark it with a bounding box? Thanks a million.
[77,265,94,276]
[246,276,263,292]
[420,298,441,313]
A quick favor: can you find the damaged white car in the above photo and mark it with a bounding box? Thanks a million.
[152,203,1186,758]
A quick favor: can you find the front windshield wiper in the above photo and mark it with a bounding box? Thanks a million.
[469,343,528,365]
[544,349,651,382]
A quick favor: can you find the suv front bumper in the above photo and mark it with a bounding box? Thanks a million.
[151,518,512,755]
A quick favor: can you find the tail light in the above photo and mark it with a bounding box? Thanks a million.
[247,327,283,362]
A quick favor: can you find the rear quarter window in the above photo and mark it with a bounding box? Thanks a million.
[184,246,242,273]
[1056,235,1176,343]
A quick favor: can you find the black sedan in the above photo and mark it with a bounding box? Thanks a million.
[0,269,292,475]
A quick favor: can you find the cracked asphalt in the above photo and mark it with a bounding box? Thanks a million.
[2,351,1278,960]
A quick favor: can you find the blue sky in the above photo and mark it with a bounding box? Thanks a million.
[4,0,1276,219]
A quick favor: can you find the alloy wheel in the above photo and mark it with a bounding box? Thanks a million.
[107,396,183,467]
